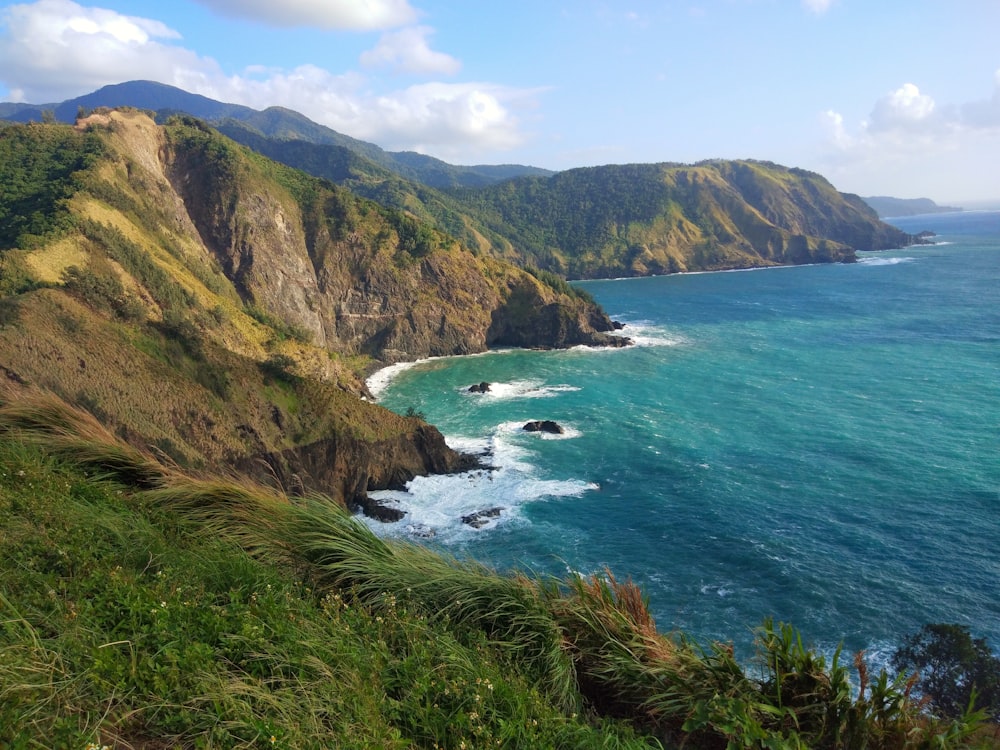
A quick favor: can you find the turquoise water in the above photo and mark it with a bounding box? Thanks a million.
[367,211,1000,663]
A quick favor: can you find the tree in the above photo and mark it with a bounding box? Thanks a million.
[892,623,1000,720]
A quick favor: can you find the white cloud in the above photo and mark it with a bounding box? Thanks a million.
[0,0,534,162]
[0,0,211,102]
[821,109,853,150]
[819,76,1000,200]
[360,26,461,76]
[802,0,835,14]
[868,82,939,133]
[191,0,418,30]
[367,82,529,155]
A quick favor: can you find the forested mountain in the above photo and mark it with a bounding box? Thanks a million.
[209,125,917,278]
[448,160,912,278]
[1,81,918,280]
[0,110,620,511]
[0,80,552,189]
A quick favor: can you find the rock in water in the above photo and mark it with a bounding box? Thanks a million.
[461,507,503,528]
[523,420,564,434]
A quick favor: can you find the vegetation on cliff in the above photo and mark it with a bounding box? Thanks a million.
[0,110,620,508]
[208,124,916,280]
[0,394,993,749]
[3,82,918,280]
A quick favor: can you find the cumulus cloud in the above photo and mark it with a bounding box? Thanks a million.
[867,82,940,133]
[360,26,461,76]
[0,0,534,161]
[366,83,529,154]
[824,77,1000,159]
[0,0,214,102]
[819,75,1000,199]
[191,0,417,30]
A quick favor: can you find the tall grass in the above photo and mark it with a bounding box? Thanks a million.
[0,389,164,487]
[0,390,992,748]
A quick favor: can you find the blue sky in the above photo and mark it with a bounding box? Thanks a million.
[1,0,998,203]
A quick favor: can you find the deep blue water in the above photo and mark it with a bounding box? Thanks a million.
[367,210,1000,664]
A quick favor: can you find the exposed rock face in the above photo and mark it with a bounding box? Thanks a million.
[240,423,479,509]
[487,277,629,349]
[468,382,491,393]
[162,118,621,362]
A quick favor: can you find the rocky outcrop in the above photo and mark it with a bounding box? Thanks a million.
[487,277,630,349]
[462,507,503,528]
[240,422,480,516]
[162,116,622,363]
[468,382,491,393]
[523,420,565,435]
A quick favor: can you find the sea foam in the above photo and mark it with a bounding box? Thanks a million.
[857,256,915,266]
[364,422,595,542]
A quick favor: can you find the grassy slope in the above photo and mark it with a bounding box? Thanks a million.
[0,394,990,750]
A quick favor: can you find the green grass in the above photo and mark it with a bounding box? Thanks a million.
[0,399,653,749]
[0,393,993,749]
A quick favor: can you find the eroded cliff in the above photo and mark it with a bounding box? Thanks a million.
[0,110,623,513]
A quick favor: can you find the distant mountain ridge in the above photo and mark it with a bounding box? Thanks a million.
[0,80,553,189]
[2,81,919,279]
[861,196,963,219]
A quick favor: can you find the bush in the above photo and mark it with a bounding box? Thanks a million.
[62,263,142,320]
[893,623,1000,720]
[259,353,298,383]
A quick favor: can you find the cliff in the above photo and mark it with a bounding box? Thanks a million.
[0,110,621,511]
[446,160,916,278]
[4,82,918,280]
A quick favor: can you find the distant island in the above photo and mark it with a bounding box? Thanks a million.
[862,196,963,219]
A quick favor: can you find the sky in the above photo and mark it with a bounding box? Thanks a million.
[1,0,998,203]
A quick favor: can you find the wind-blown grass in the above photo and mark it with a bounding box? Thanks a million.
[0,391,992,748]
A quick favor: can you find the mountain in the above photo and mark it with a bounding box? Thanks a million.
[2,82,918,278]
[206,125,917,278]
[861,196,963,218]
[0,80,553,189]
[0,110,621,514]
[447,160,914,278]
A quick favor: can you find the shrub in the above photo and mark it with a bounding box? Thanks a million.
[893,623,1000,720]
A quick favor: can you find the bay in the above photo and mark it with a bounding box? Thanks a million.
[367,210,1000,664]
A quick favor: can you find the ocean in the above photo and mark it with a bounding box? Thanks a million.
[366,210,1000,666]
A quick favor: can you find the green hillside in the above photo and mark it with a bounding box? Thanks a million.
[207,122,917,279]
[3,83,918,280]
[449,160,914,278]
[0,110,620,510]
[0,395,988,748]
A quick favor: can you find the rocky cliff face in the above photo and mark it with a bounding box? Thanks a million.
[450,159,916,279]
[0,110,623,518]
[161,116,619,362]
[246,423,480,520]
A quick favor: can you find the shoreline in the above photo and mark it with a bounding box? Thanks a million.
[365,349,521,400]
